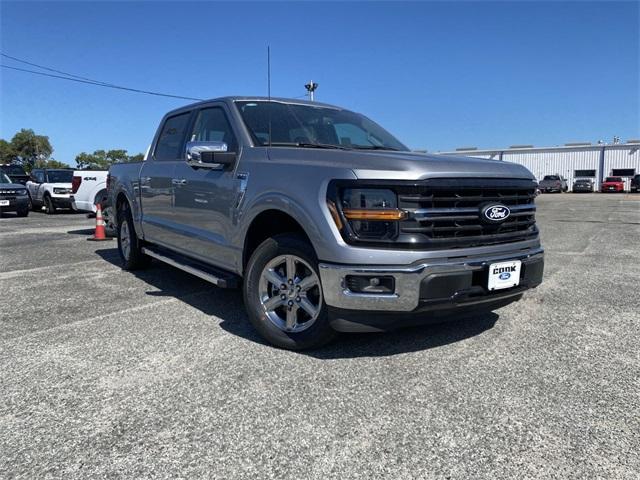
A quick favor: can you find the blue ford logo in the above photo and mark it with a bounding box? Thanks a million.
[481,204,511,223]
[499,272,511,280]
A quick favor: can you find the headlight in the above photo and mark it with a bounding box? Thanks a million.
[332,188,405,240]
[17,189,28,196]
[53,188,70,194]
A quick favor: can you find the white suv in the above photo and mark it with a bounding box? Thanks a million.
[26,168,74,214]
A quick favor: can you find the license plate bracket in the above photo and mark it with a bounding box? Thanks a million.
[488,260,522,291]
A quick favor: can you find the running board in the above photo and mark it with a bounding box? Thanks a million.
[141,246,239,288]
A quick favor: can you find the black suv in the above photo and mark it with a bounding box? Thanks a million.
[0,164,29,185]
[572,178,594,193]
[630,174,640,193]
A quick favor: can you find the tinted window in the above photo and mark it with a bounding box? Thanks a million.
[32,170,45,183]
[611,168,636,177]
[1,165,26,175]
[1,173,11,183]
[605,177,623,182]
[574,169,596,177]
[543,175,559,180]
[47,170,73,183]
[190,108,237,152]
[155,112,191,161]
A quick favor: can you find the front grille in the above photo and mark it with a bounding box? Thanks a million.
[396,178,538,249]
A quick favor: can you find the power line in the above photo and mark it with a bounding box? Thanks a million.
[1,52,118,85]
[1,56,204,101]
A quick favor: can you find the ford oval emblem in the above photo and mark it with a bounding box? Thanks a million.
[481,204,511,223]
[499,272,511,280]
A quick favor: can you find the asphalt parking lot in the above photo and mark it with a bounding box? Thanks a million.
[1,194,639,479]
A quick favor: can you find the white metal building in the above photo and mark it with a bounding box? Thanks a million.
[438,141,640,191]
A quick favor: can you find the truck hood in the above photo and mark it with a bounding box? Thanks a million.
[0,182,27,189]
[268,148,536,181]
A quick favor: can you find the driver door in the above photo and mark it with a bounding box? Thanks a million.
[169,105,241,271]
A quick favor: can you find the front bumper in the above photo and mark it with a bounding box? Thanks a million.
[0,196,29,211]
[319,247,544,331]
[51,195,72,208]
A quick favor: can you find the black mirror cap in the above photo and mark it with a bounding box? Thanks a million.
[200,151,237,167]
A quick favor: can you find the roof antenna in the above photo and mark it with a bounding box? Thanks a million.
[267,45,272,148]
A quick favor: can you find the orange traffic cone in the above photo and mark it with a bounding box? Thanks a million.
[88,203,113,241]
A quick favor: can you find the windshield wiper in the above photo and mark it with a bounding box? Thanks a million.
[351,145,400,151]
[269,142,351,150]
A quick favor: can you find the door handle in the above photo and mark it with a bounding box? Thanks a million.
[141,176,151,183]
[171,178,187,185]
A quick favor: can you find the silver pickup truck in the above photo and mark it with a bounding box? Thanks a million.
[108,97,544,350]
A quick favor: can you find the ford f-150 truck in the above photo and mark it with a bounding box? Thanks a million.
[108,97,544,350]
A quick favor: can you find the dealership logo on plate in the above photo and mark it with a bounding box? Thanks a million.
[481,204,511,223]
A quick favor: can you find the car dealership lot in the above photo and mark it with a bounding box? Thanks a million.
[1,194,639,479]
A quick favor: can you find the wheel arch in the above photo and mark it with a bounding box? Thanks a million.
[242,209,313,272]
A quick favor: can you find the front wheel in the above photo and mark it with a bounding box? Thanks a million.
[17,207,29,217]
[117,203,150,270]
[44,195,56,214]
[243,234,336,350]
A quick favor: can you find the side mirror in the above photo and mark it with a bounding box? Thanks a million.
[186,141,236,169]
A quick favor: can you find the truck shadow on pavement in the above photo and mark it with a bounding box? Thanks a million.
[95,248,499,358]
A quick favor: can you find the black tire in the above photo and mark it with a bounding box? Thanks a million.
[17,207,29,217]
[44,195,56,214]
[117,203,151,270]
[28,194,34,211]
[243,233,336,350]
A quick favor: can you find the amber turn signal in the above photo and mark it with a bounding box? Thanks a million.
[327,200,343,229]
[342,208,407,221]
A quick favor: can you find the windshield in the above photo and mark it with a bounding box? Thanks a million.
[236,101,408,151]
[47,170,73,183]
[543,175,559,181]
[1,173,11,184]
[605,177,622,182]
[1,165,26,175]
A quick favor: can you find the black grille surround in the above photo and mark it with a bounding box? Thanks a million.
[331,178,539,250]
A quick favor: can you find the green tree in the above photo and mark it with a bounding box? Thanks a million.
[75,149,144,170]
[33,158,71,169]
[10,129,53,171]
[0,139,17,163]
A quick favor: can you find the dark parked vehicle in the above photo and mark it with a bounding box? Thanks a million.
[539,175,568,193]
[630,174,640,193]
[572,178,594,193]
[0,164,29,185]
[601,176,625,193]
[0,172,29,217]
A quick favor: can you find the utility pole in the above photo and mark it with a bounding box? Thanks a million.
[304,81,318,101]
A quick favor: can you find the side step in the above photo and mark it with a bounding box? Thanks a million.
[141,246,240,288]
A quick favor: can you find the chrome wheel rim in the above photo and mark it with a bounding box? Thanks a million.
[120,221,131,260]
[258,254,322,333]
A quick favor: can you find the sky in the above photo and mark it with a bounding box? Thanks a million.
[1,0,638,164]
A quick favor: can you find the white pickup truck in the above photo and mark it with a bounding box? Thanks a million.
[70,170,109,214]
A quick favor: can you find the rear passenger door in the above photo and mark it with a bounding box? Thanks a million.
[140,110,192,247]
[169,105,241,270]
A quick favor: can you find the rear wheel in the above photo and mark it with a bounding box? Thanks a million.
[117,203,150,270]
[243,233,336,350]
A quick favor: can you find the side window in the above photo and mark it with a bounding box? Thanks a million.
[32,170,45,183]
[190,108,238,152]
[154,112,191,161]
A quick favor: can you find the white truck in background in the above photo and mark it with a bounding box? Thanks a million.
[71,169,115,233]
[70,170,109,213]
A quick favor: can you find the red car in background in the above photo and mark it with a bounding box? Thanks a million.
[601,176,625,193]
